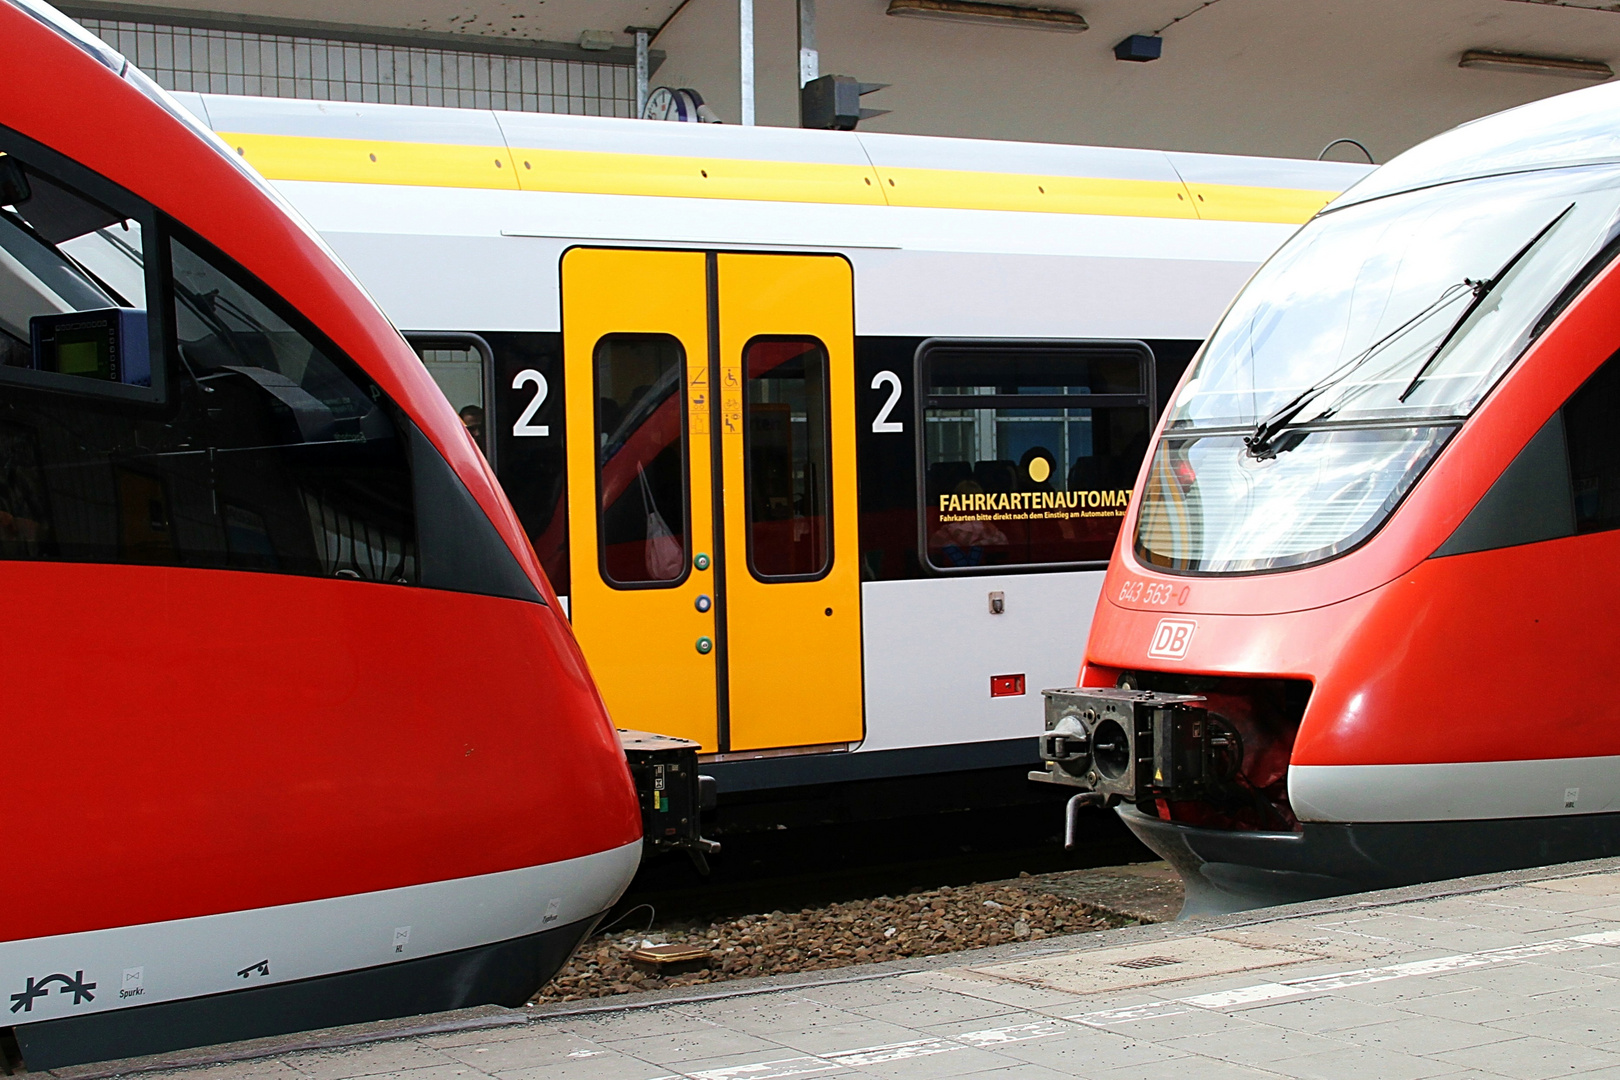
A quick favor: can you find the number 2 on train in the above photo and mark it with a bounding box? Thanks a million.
[871,370,904,433]
[512,368,550,436]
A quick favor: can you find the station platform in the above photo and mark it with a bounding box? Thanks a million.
[58,856,1620,1080]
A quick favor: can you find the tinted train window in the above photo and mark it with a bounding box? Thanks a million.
[744,338,831,580]
[418,340,488,456]
[0,147,159,399]
[1566,351,1620,532]
[167,235,414,580]
[0,128,416,579]
[920,343,1153,571]
[595,334,687,586]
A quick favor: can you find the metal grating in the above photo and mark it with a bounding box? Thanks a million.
[1113,955,1182,970]
[75,16,635,116]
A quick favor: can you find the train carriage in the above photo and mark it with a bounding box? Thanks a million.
[174,91,1370,794]
[1035,79,1620,916]
[0,1,639,1067]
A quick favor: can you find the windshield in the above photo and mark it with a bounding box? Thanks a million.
[1137,164,1620,574]
[1171,164,1620,431]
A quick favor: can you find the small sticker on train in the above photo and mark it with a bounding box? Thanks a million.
[394,926,412,953]
[1147,618,1197,660]
[121,967,144,999]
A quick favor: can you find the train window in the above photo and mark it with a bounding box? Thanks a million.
[1439,348,1620,558]
[0,144,161,403]
[1565,351,1620,533]
[0,127,417,579]
[928,351,1143,397]
[165,232,417,580]
[595,334,688,587]
[416,339,489,457]
[744,337,832,580]
[0,246,416,575]
[919,342,1153,572]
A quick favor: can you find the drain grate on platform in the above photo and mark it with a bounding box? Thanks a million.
[972,933,1334,994]
[1113,956,1181,970]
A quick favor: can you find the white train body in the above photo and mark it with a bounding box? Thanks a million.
[177,91,1368,790]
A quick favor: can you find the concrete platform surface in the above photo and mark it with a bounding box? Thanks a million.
[64,856,1620,1080]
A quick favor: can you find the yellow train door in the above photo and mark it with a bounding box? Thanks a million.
[560,248,861,754]
[562,247,719,749]
[714,253,863,751]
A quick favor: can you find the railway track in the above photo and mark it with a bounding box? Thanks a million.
[613,766,1151,924]
[535,781,1166,1002]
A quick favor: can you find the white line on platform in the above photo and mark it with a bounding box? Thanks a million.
[650,1018,1070,1080]
[639,930,1620,1079]
[1072,929,1620,1026]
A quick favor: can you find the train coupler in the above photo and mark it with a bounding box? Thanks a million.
[1031,687,1242,833]
[618,730,721,874]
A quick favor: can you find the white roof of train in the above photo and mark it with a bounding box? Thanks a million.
[1335,82,1620,210]
[172,94,1372,338]
[182,93,1369,206]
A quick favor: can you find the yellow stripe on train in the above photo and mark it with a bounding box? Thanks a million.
[219,130,1336,224]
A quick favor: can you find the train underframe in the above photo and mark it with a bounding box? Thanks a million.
[1037,670,1620,915]
[1120,805,1620,917]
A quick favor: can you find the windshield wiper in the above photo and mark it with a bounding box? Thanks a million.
[1396,202,1574,404]
[1244,202,1576,459]
[1243,281,1472,459]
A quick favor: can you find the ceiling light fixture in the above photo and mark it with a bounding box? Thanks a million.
[885,0,1088,33]
[1458,50,1613,80]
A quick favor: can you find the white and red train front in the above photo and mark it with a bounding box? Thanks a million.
[1045,80,1620,915]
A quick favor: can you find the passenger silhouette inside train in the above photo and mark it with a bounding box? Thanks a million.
[459,404,485,453]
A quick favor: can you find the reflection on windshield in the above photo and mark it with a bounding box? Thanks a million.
[1244,202,1576,458]
[1171,165,1620,432]
[1136,427,1451,573]
[0,153,149,374]
[1138,163,1620,576]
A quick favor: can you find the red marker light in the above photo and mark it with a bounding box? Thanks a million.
[990,673,1026,697]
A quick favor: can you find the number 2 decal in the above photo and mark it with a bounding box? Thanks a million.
[512,369,550,437]
[871,370,904,433]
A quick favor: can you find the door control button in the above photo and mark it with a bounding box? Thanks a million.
[696,594,712,613]
[694,553,711,571]
[696,636,713,654]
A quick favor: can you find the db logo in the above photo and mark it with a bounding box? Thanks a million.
[1147,618,1196,660]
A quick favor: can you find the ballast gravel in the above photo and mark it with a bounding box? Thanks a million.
[535,869,1169,1003]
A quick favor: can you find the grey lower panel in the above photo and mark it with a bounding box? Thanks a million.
[14,915,599,1070]
[705,738,1039,793]
[1118,804,1620,918]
